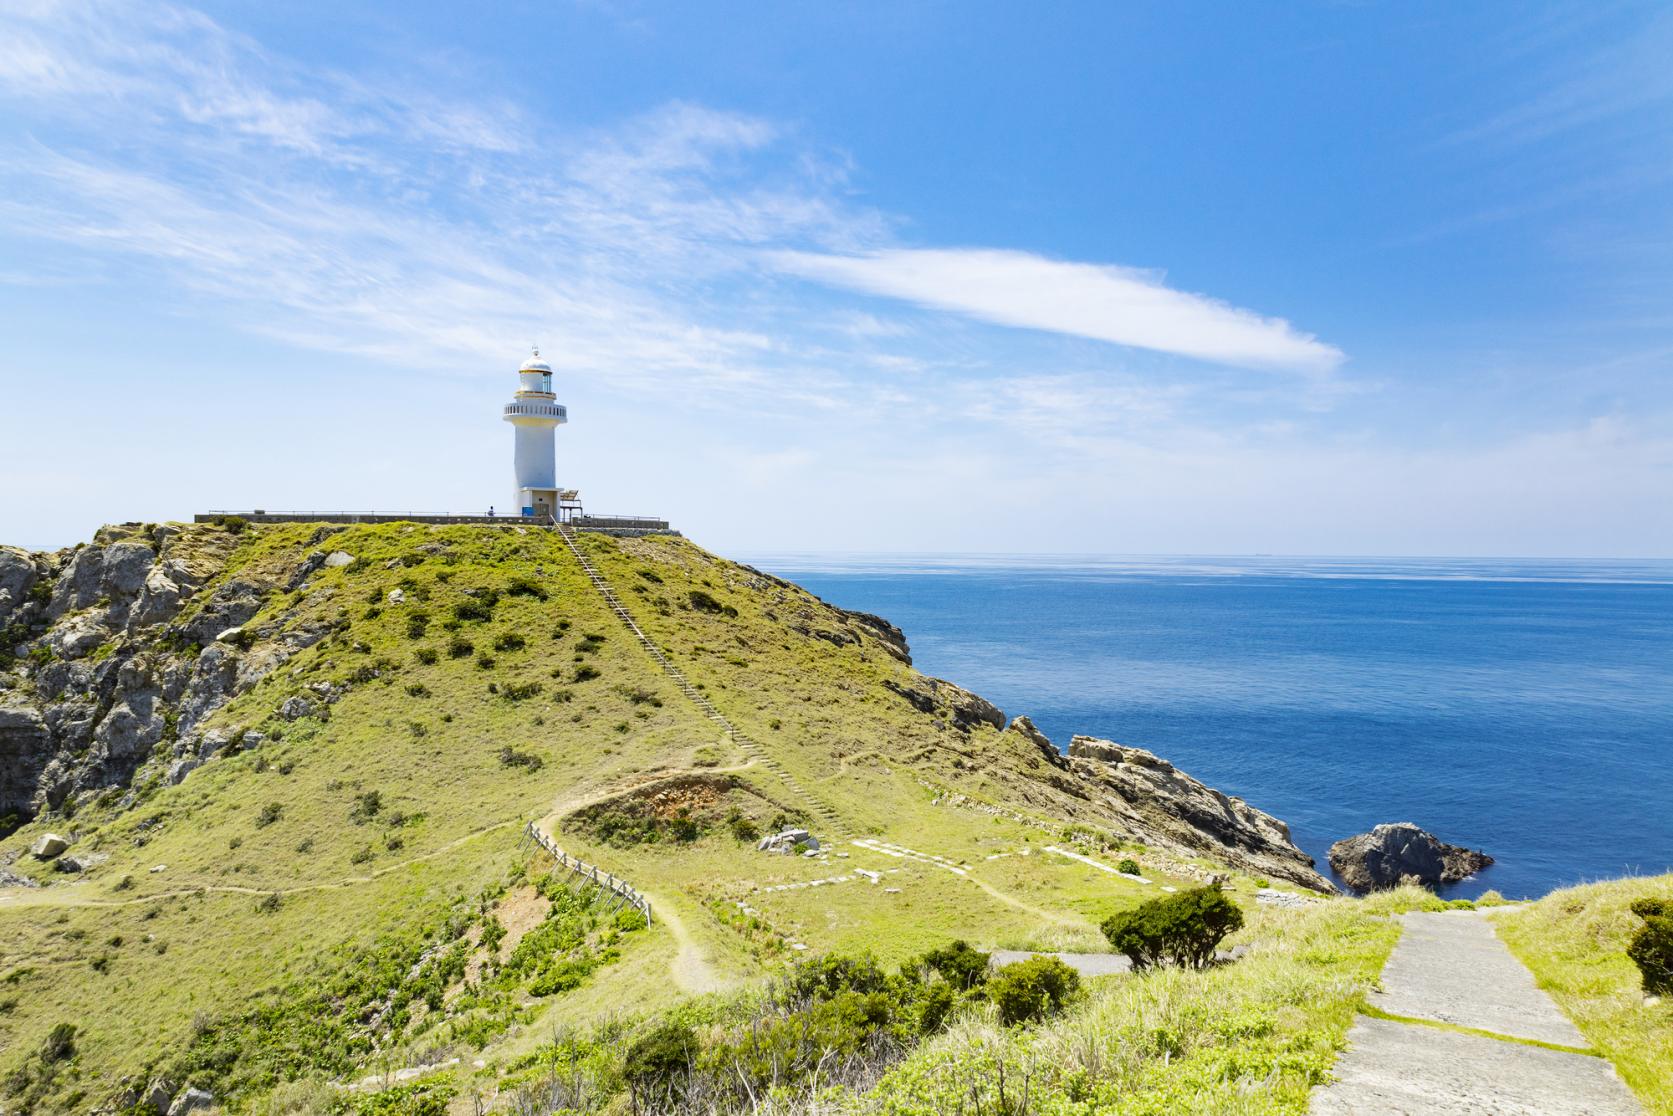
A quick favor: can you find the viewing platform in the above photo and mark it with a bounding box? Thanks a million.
[195,510,678,537]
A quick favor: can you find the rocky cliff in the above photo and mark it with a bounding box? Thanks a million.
[0,522,342,832]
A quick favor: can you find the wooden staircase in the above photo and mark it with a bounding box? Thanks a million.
[554,525,848,838]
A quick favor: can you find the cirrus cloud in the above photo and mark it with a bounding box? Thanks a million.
[770,247,1344,376]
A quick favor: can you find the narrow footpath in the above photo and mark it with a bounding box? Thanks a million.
[1311,909,1642,1115]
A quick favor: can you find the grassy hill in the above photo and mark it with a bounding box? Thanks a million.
[0,521,1665,1114]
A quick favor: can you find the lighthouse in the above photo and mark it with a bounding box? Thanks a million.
[502,349,568,520]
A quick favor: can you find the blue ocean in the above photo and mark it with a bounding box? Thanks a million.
[747,555,1673,899]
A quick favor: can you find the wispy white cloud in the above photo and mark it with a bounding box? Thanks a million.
[769,248,1344,376]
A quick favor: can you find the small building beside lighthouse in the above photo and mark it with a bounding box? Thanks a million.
[502,350,568,520]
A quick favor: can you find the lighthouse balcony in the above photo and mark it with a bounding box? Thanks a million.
[503,401,568,422]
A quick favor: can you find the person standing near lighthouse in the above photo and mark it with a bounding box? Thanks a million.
[502,349,568,520]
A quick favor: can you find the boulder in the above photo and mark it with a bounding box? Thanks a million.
[167,1087,214,1116]
[143,1077,176,1114]
[31,832,69,859]
[323,551,354,568]
[758,828,818,855]
[1327,822,1493,892]
[278,696,315,721]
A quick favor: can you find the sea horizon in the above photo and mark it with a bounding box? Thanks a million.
[748,551,1673,900]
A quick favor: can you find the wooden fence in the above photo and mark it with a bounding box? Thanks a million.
[522,821,653,927]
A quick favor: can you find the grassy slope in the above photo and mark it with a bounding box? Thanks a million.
[0,522,1288,1110]
[1495,874,1673,1115]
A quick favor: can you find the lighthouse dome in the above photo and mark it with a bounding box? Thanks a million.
[520,351,552,374]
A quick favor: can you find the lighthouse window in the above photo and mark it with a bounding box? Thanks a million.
[541,373,552,392]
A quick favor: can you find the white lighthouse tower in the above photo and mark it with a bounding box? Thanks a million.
[502,349,568,520]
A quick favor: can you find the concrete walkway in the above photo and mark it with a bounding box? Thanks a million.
[1312,910,1641,1115]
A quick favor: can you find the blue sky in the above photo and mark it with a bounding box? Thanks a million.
[2,1,1670,555]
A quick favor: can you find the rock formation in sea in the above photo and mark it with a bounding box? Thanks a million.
[1327,821,1493,891]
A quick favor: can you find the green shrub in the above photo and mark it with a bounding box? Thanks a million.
[987,956,1080,1026]
[40,1022,77,1063]
[500,681,542,701]
[216,515,249,535]
[505,576,548,601]
[254,802,283,828]
[452,598,493,624]
[405,682,430,697]
[668,811,699,843]
[624,1021,696,1108]
[493,632,526,652]
[574,664,601,683]
[915,980,957,1034]
[919,939,990,992]
[1628,904,1673,995]
[498,746,543,771]
[1117,858,1141,875]
[1100,884,1244,971]
[414,647,438,665]
[688,589,738,618]
[475,652,496,670]
[405,612,429,639]
[256,892,282,914]
[350,790,382,824]
[725,810,759,842]
[446,635,474,659]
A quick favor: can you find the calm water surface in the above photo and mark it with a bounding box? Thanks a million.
[743,555,1673,898]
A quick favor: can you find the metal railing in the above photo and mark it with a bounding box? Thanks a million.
[522,821,652,926]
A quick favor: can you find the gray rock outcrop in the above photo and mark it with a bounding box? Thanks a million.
[1328,822,1493,892]
[758,828,819,854]
[1067,735,1332,892]
[0,521,291,821]
[166,1086,214,1116]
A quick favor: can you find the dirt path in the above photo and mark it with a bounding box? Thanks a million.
[1311,910,1642,1115]
[640,890,728,995]
[0,818,520,911]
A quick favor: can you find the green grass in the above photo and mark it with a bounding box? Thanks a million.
[857,890,1416,1115]
[0,520,1474,1113]
[1494,874,1673,1114]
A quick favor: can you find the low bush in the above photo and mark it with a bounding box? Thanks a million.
[574,665,601,683]
[493,632,526,652]
[452,598,493,624]
[624,1021,695,1110]
[254,802,283,828]
[987,955,1080,1026]
[350,790,382,824]
[919,940,990,992]
[1117,858,1141,875]
[726,809,759,842]
[1101,884,1244,971]
[1628,901,1673,995]
[405,612,429,639]
[688,589,738,618]
[498,746,543,771]
[414,647,438,665]
[500,681,542,701]
[505,576,548,601]
[446,636,474,659]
